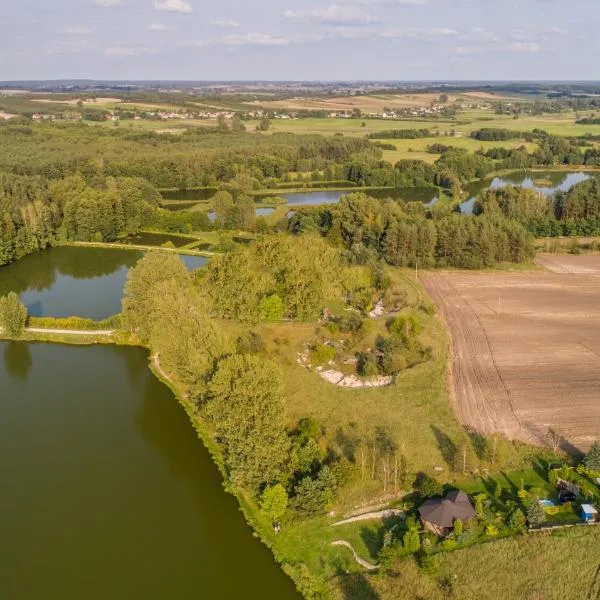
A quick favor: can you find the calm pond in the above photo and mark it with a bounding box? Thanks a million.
[460,171,591,214]
[0,341,300,600]
[0,247,208,320]
[165,171,591,217]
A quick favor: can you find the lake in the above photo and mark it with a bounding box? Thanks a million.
[0,341,300,600]
[0,247,208,320]
[460,171,591,214]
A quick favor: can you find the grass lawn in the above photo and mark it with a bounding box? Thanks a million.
[327,526,600,600]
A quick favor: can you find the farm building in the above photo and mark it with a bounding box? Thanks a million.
[418,490,476,535]
[581,504,599,523]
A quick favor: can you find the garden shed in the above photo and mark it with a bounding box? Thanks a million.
[418,490,476,535]
[581,504,599,523]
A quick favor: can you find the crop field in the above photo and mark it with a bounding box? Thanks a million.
[422,255,600,453]
[245,91,521,112]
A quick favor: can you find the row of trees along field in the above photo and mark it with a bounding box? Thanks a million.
[474,177,600,236]
[289,193,534,269]
[122,243,391,517]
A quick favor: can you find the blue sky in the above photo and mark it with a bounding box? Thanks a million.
[0,0,597,80]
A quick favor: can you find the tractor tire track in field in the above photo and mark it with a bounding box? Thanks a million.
[422,272,525,442]
[587,563,600,600]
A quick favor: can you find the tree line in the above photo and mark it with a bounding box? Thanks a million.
[474,177,600,237]
[289,193,534,269]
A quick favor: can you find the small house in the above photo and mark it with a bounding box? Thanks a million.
[581,504,599,523]
[418,490,476,535]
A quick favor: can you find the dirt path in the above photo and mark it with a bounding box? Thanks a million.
[25,328,114,336]
[331,541,379,571]
[422,273,527,442]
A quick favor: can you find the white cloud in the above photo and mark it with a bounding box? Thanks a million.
[284,5,378,25]
[507,41,541,52]
[181,33,292,47]
[462,26,499,43]
[210,20,239,28]
[220,33,291,46]
[46,40,93,55]
[452,45,486,56]
[61,26,93,35]
[380,27,458,41]
[150,23,170,31]
[95,0,122,6]
[346,0,429,5]
[104,45,155,56]
[154,0,193,13]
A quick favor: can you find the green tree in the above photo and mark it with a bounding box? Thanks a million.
[474,493,487,517]
[260,483,288,523]
[257,116,271,132]
[122,252,190,342]
[453,519,463,536]
[231,114,246,133]
[508,508,526,531]
[526,501,546,527]
[403,528,421,553]
[584,441,600,472]
[206,355,290,490]
[258,294,284,321]
[0,292,27,337]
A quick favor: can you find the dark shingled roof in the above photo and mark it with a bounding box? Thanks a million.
[418,490,476,529]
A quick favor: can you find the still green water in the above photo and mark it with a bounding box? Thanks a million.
[0,342,300,600]
[0,247,208,320]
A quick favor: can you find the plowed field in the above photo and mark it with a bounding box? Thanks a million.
[422,255,600,452]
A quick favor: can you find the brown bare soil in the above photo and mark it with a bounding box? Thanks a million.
[422,255,600,452]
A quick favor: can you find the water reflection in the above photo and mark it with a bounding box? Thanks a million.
[461,171,591,214]
[0,247,207,320]
[3,342,32,381]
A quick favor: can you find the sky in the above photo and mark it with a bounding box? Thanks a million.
[0,0,598,81]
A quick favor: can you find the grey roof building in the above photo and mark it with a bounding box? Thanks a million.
[418,490,476,533]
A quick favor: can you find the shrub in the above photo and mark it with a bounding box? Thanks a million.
[453,519,463,536]
[441,538,457,551]
[236,331,266,354]
[310,344,336,366]
[485,524,499,537]
[508,508,526,531]
[416,552,440,575]
[357,352,378,377]
[259,294,284,322]
[403,529,421,553]
[527,502,547,527]
[415,472,443,498]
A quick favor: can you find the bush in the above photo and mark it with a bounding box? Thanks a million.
[441,538,457,551]
[259,294,284,321]
[236,331,266,354]
[485,524,499,536]
[415,472,443,498]
[508,508,526,531]
[357,352,378,377]
[527,501,547,527]
[310,344,336,366]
